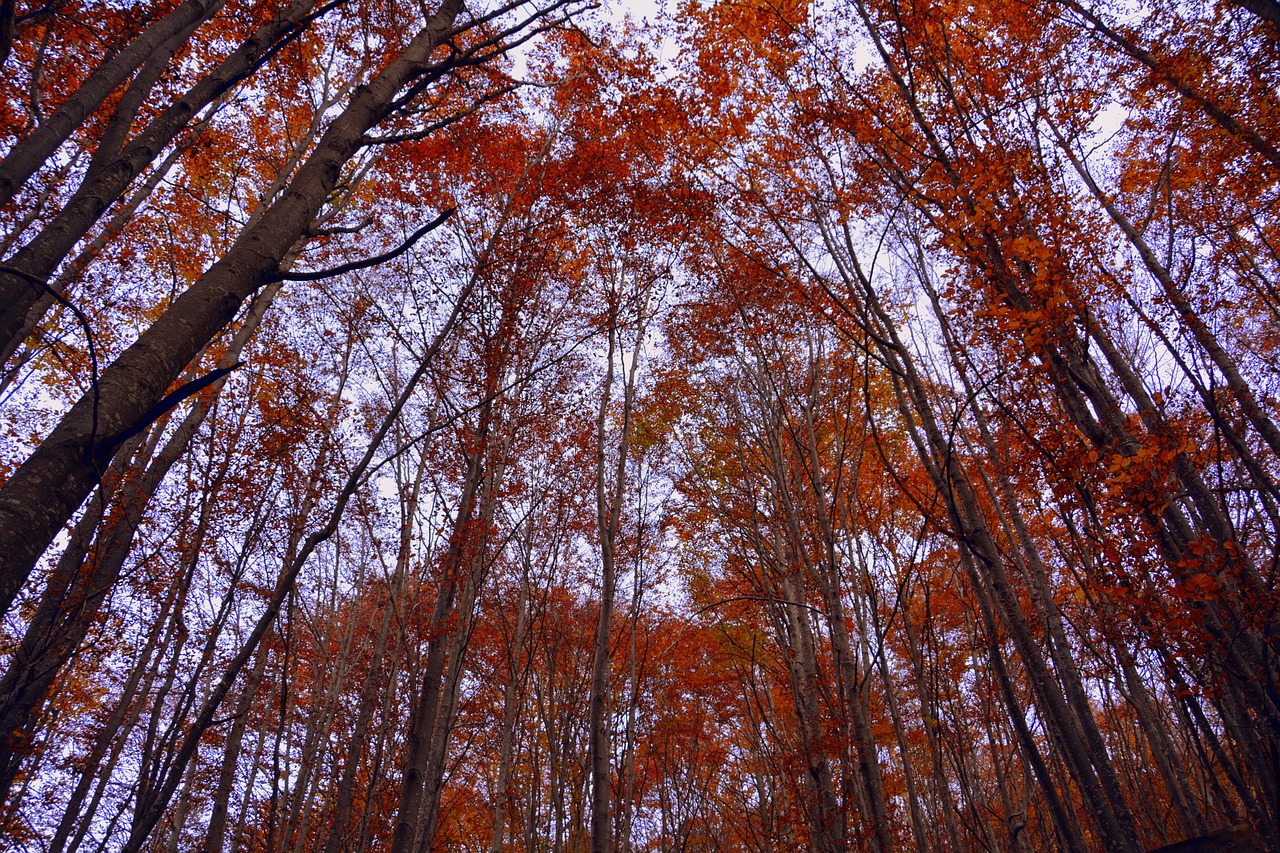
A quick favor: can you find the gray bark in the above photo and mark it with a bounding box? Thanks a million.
[0,0,464,616]
[0,0,324,358]
[0,0,228,206]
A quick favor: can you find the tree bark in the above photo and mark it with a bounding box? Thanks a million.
[0,0,324,357]
[589,306,642,853]
[0,0,464,616]
[0,0,227,207]
[389,437,486,853]
[204,648,269,853]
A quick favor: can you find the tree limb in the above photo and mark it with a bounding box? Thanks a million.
[277,208,455,282]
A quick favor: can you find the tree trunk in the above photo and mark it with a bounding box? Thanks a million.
[0,0,324,357]
[389,435,487,853]
[589,308,643,853]
[0,279,280,798]
[488,557,533,853]
[204,648,269,853]
[0,0,465,616]
[0,0,228,205]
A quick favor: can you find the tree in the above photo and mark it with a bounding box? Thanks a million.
[3,0,1279,849]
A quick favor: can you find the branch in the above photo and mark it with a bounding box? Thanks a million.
[1059,0,1280,170]
[0,265,102,462]
[276,208,455,282]
[693,595,827,618]
[307,215,374,237]
[97,361,246,457]
[363,86,516,145]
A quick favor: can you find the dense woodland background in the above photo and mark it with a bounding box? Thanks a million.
[0,0,1277,849]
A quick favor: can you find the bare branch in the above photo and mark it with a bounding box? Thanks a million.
[278,207,456,282]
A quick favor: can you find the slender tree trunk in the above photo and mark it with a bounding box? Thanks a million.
[901,613,965,852]
[389,434,487,853]
[41,546,191,853]
[488,559,533,853]
[776,569,844,853]
[415,450,504,851]
[618,550,644,853]
[589,308,643,853]
[869,600,928,853]
[204,648,269,853]
[162,748,200,853]
[321,454,422,853]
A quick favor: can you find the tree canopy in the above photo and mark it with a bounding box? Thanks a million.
[0,0,1277,850]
